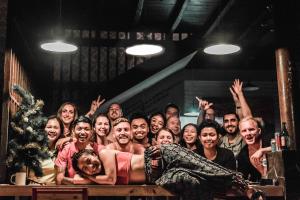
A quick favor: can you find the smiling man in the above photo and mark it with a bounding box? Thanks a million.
[106,117,145,154]
[107,103,123,122]
[166,116,181,143]
[237,117,271,182]
[130,113,150,148]
[219,112,245,157]
[55,116,104,185]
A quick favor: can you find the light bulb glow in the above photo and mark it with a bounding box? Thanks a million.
[203,44,240,55]
[125,44,164,56]
[41,41,78,52]
[183,111,199,117]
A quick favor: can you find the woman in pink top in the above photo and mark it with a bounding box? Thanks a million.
[55,115,104,184]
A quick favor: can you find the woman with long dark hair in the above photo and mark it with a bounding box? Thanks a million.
[28,115,64,184]
[148,112,166,145]
[179,123,202,153]
[93,113,112,146]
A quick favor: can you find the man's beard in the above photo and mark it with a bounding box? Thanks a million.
[225,126,238,135]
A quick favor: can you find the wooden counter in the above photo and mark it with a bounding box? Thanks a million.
[0,184,284,197]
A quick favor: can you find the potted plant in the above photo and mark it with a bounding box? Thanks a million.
[6,85,49,182]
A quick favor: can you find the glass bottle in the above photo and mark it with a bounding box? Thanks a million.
[280,122,289,151]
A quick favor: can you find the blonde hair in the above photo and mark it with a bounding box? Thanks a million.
[239,116,259,128]
[112,117,129,127]
[57,102,78,121]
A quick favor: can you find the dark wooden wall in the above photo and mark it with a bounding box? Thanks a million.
[48,30,189,115]
[0,49,32,182]
[0,0,8,183]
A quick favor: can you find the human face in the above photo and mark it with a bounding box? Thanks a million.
[45,118,61,143]
[239,120,261,145]
[60,104,75,125]
[166,107,179,119]
[223,114,239,135]
[94,116,110,137]
[156,130,174,145]
[199,127,218,150]
[150,115,164,134]
[204,108,215,120]
[74,122,93,144]
[131,118,149,140]
[183,125,197,145]
[166,116,181,136]
[114,122,132,145]
[77,153,102,176]
[108,104,122,121]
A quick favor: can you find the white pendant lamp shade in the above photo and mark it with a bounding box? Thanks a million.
[203,44,240,55]
[40,0,78,53]
[125,44,164,56]
[243,82,260,91]
[40,40,78,53]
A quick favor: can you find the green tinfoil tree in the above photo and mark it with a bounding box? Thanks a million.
[6,85,49,176]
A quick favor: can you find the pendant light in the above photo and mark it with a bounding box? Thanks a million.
[125,44,164,57]
[203,43,240,55]
[243,81,260,91]
[40,0,78,53]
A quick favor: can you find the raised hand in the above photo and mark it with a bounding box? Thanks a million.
[87,95,106,117]
[196,96,213,111]
[231,79,243,96]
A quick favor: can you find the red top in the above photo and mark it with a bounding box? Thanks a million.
[115,152,133,184]
[55,142,104,178]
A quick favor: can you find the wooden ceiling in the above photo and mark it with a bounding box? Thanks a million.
[6,0,300,114]
[8,0,285,71]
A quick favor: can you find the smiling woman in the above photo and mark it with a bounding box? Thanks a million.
[179,123,202,153]
[57,102,78,137]
[28,115,64,185]
[93,113,112,146]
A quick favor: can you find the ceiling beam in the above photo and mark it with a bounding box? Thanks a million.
[133,0,145,26]
[97,51,198,113]
[202,0,236,39]
[169,0,189,33]
[237,10,269,43]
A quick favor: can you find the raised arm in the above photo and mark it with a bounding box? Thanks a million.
[231,79,253,119]
[229,86,243,119]
[196,97,213,125]
[86,95,106,118]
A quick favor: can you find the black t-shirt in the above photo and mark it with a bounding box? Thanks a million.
[237,131,273,182]
[198,147,236,170]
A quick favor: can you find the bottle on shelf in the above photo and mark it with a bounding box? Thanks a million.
[280,122,289,151]
[274,132,281,151]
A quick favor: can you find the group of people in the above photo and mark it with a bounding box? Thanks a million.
[28,79,271,199]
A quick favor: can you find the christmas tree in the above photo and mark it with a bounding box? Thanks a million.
[6,85,49,177]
